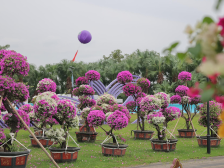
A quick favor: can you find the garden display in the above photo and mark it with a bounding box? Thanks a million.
[197,101,222,147]
[146,92,181,152]
[73,70,99,142]
[170,71,201,138]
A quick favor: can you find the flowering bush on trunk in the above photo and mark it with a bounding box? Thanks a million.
[45,128,65,143]
[19,104,33,114]
[178,71,192,82]
[97,93,117,106]
[78,95,96,109]
[122,83,142,97]
[0,75,15,95]
[72,87,80,96]
[36,78,57,93]
[147,112,165,125]
[75,76,89,86]
[85,70,100,81]
[7,82,29,102]
[117,71,133,84]
[107,111,128,130]
[162,107,181,124]
[198,101,222,137]
[87,110,106,127]
[81,107,91,119]
[154,92,170,109]
[100,103,112,114]
[0,129,6,145]
[181,96,191,104]
[170,95,181,104]
[79,85,95,95]
[90,105,103,111]
[175,85,189,97]
[110,104,131,119]
[139,95,161,114]
[189,95,201,105]
[0,50,16,60]
[126,101,136,112]
[137,78,150,91]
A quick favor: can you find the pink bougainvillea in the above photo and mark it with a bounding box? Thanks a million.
[75,76,89,86]
[90,105,103,111]
[170,95,181,104]
[107,110,128,130]
[175,85,189,97]
[189,95,201,105]
[72,87,80,96]
[79,85,95,95]
[117,71,133,84]
[0,52,29,77]
[36,78,57,93]
[110,104,131,119]
[163,107,181,121]
[85,70,100,81]
[7,82,29,102]
[178,71,192,82]
[19,104,33,114]
[126,101,136,111]
[122,83,142,97]
[139,95,161,113]
[78,95,96,107]
[0,75,15,95]
[0,50,16,60]
[87,110,105,127]
[137,78,150,88]
[0,128,6,144]
[154,92,170,109]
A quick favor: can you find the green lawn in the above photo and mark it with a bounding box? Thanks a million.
[3,114,224,168]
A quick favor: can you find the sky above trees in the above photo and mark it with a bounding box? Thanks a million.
[0,0,223,67]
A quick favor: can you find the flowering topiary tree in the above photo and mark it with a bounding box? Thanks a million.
[178,71,192,84]
[198,101,222,137]
[137,77,150,93]
[36,78,57,94]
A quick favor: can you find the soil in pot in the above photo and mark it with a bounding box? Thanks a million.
[197,136,221,147]
[0,150,31,167]
[178,129,197,138]
[151,139,178,152]
[132,130,154,140]
[101,143,128,156]
[29,135,54,147]
[49,147,80,163]
[75,132,98,142]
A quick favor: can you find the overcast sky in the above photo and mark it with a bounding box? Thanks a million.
[0,0,223,67]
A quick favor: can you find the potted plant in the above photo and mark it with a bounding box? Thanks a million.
[87,109,129,156]
[73,70,100,142]
[0,50,31,168]
[46,99,80,163]
[170,71,201,138]
[197,101,222,147]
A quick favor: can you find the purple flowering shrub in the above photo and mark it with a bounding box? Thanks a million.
[75,76,89,86]
[126,101,136,111]
[19,104,33,114]
[45,117,59,127]
[137,78,150,89]
[139,95,162,114]
[85,70,100,81]
[189,95,201,105]
[36,78,57,93]
[100,103,112,114]
[97,93,117,106]
[78,95,96,109]
[147,112,165,125]
[0,75,16,96]
[0,103,6,112]
[117,71,133,84]
[163,107,181,123]
[0,50,16,60]
[90,105,103,111]
[0,128,6,145]
[0,52,29,77]
[3,109,30,133]
[87,110,106,127]
[175,85,189,97]
[154,92,170,109]
[107,110,128,130]
[178,71,192,82]
[122,83,142,97]
[110,104,131,119]
[7,82,29,102]
[81,107,91,119]
[198,101,222,137]
[170,95,181,104]
[72,87,80,96]
[79,85,95,95]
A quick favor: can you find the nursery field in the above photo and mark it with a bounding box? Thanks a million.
[3,114,224,168]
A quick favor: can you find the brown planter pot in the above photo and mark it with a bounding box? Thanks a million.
[132,130,154,140]
[49,147,80,163]
[151,139,178,152]
[0,150,31,168]
[33,128,50,136]
[75,132,98,142]
[178,129,197,138]
[101,143,128,156]
[79,126,95,132]
[197,136,221,147]
[29,135,54,147]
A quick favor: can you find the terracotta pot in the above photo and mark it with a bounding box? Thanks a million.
[75,132,98,142]
[178,129,197,138]
[0,150,31,167]
[101,143,128,156]
[132,130,154,140]
[151,139,178,152]
[29,135,54,148]
[79,126,95,132]
[49,147,80,163]
[197,136,221,147]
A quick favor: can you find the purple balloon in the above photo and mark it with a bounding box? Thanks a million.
[78,30,92,44]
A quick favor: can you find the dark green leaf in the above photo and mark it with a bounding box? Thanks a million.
[201,89,215,102]
[177,53,187,60]
[216,0,223,10]
[202,16,214,24]
[163,42,179,53]
[216,41,223,53]
[188,43,201,58]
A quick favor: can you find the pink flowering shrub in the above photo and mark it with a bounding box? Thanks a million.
[90,105,103,111]
[97,93,117,105]
[0,52,29,77]
[3,109,30,133]
[126,101,136,111]
[107,110,128,130]
[75,76,89,86]
[117,71,133,84]
[147,112,165,125]
[7,82,29,102]
[87,110,106,127]
[137,78,150,89]
[0,75,15,95]
[85,70,100,81]
[178,71,192,82]
[36,78,57,93]
[78,95,96,108]
[139,95,162,114]
[72,87,80,96]
[0,50,16,60]
[81,107,91,119]
[189,95,201,105]
[46,117,59,127]
[110,104,131,119]
[198,101,222,136]
[163,107,181,122]
[170,95,181,104]
[154,92,170,109]
[136,92,146,98]
[175,85,189,97]
[79,85,95,95]
[19,104,33,114]
[0,103,6,112]
[0,128,6,145]
[56,99,77,127]
[100,103,112,114]
[122,83,142,97]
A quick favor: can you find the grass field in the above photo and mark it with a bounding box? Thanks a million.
[3,114,224,168]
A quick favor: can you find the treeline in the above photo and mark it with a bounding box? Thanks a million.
[20,49,206,100]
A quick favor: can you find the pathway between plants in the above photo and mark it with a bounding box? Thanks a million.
[127,156,224,168]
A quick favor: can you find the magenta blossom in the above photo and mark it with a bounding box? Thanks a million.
[117,71,133,84]
[85,70,100,81]
[19,104,33,114]
[178,71,192,82]
[110,104,131,119]
[170,95,181,104]
[175,85,189,97]
[36,78,57,93]
[75,76,89,86]
[0,128,6,144]
[126,101,136,111]
[137,78,150,88]
[87,110,105,127]
[107,110,128,130]
[122,83,142,97]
